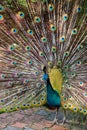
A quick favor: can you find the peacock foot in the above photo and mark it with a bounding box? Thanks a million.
[50,117,59,125]
[60,119,74,125]
[60,116,66,125]
[42,118,59,130]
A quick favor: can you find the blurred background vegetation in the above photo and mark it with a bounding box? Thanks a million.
[5,0,87,8]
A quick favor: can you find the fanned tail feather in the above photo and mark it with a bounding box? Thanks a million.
[0,0,87,114]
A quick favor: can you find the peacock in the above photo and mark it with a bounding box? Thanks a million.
[0,0,87,126]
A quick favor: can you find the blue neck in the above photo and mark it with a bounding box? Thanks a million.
[46,78,61,107]
[46,78,54,92]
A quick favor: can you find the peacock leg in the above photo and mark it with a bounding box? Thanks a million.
[61,109,66,124]
[43,107,60,130]
[53,107,59,124]
[49,107,60,126]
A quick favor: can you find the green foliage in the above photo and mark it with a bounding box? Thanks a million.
[5,0,87,9]
[5,0,27,7]
[18,0,27,6]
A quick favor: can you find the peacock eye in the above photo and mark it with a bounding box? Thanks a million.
[60,36,65,42]
[27,103,30,106]
[48,61,52,67]
[13,96,17,100]
[64,51,69,57]
[17,106,20,109]
[25,79,29,83]
[83,110,87,114]
[37,101,41,105]
[20,89,23,93]
[1,99,4,103]
[33,101,36,104]
[48,4,54,11]
[32,92,36,96]
[11,28,18,34]
[0,5,4,12]
[16,73,19,76]
[9,82,13,85]
[41,97,44,101]
[73,107,77,112]
[10,45,15,51]
[61,93,64,97]
[23,104,26,107]
[64,78,68,83]
[1,74,5,78]
[52,46,56,53]
[0,14,4,21]
[77,7,82,13]
[74,108,76,110]
[39,51,44,57]
[71,28,77,35]
[76,60,81,66]
[63,14,68,21]
[68,85,72,89]
[63,97,67,101]
[79,81,83,86]
[17,11,25,19]
[10,108,13,110]
[64,104,67,109]
[12,61,17,65]
[84,93,87,97]
[57,60,62,66]
[37,83,41,87]
[79,107,82,110]
[41,37,47,43]
[69,104,72,108]
[28,60,33,65]
[71,72,76,77]
[35,71,39,75]
[26,46,31,51]
[27,29,33,35]
[34,16,41,23]
[17,73,21,77]
[42,91,46,95]
[69,95,72,98]
[50,24,56,31]
[64,65,69,70]
[77,45,83,50]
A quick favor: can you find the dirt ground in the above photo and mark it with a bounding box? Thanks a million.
[0,107,87,130]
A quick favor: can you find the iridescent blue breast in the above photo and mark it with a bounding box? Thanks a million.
[43,74,61,107]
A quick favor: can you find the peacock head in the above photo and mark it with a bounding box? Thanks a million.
[43,66,49,81]
[43,73,49,81]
